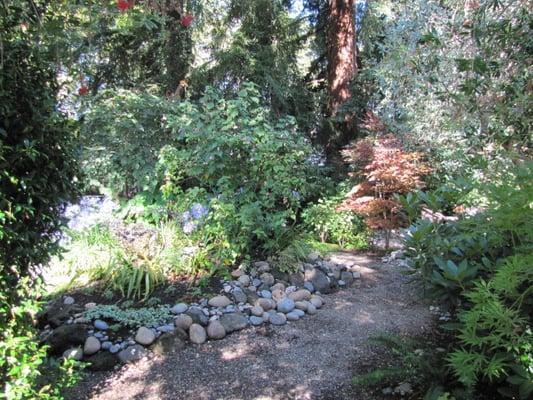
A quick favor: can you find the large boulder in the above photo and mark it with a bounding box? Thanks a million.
[304,268,332,294]
[151,329,187,356]
[186,307,209,326]
[45,324,88,354]
[219,313,249,333]
[86,352,119,371]
[118,345,148,364]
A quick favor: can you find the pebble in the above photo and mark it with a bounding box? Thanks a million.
[251,305,264,317]
[63,296,75,305]
[306,303,317,315]
[208,295,232,308]
[231,269,244,278]
[109,344,121,354]
[260,290,272,299]
[277,298,295,313]
[189,324,207,344]
[271,282,285,292]
[340,271,354,284]
[303,282,315,293]
[171,303,188,314]
[232,288,247,303]
[254,261,270,272]
[252,278,262,287]
[271,289,285,302]
[288,289,311,302]
[83,336,101,355]
[63,347,83,360]
[250,316,264,326]
[237,275,251,287]
[260,272,275,286]
[293,309,305,317]
[295,301,308,311]
[101,341,112,350]
[207,320,226,340]
[310,296,323,309]
[353,271,361,279]
[269,313,287,326]
[157,324,175,333]
[286,311,301,321]
[94,320,109,330]
[118,344,147,363]
[256,298,274,311]
[135,327,156,346]
[174,314,193,330]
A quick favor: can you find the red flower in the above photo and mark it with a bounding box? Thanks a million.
[117,0,131,12]
[78,86,89,96]
[181,14,193,28]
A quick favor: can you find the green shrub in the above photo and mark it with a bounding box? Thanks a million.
[83,304,173,329]
[447,253,533,398]
[80,89,179,197]
[159,83,327,261]
[302,196,368,249]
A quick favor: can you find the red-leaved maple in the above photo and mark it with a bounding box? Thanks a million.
[339,134,431,248]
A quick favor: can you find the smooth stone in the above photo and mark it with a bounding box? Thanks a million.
[232,288,247,303]
[340,271,354,284]
[286,311,301,321]
[231,269,244,278]
[206,320,226,340]
[256,298,275,311]
[118,344,147,363]
[63,347,83,360]
[260,272,275,286]
[101,341,112,350]
[135,327,156,346]
[171,303,188,314]
[174,314,193,330]
[208,295,232,308]
[338,280,346,286]
[109,344,121,354]
[219,313,249,333]
[307,252,320,262]
[305,268,331,294]
[288,272,305,287]
[84,302,97,309]
[293,309,305,317]
[277,298,295,313]
[295,301,308,311]
[271,289,285,302]
[157,324,175,333]
[63,296,75,305]
[86,352,118,371]
[83,336,101,355]
[353,271,361,279]
[288,289,312,302]
[251,305,264,317]
[189,324,207,344]
[151,329,187,356]
[250,316,264,326]
[94,319,109,330]
[310,296,323,308]
[252,278,262,287]
[237,275,251,287]
[254,261,270,272]
[186,307,209,326]
[224,305,237,313]
[260,290,272,299]
[45,324,88,354]
[303,282,315,293]
[269,313,287,326]
[306,303,317,315]
[270,282,286,292]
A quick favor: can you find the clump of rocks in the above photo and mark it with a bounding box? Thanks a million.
[39,252,362,371]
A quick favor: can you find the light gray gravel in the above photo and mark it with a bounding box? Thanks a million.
[66,253,434,400]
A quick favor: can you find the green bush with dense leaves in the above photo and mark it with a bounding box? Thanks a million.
[159,83,327,262]
[0,1,80,398]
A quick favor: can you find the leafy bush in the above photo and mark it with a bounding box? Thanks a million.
[302,196,368,249]
[80,89,179,197]
[160,83,326,262]
[447,253,533,398]
[84,304,173,329]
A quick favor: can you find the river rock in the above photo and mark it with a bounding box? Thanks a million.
[46,324,88,354]
[232,287,247,304]
[270,282,286,292]
[135,327,156,346]
[340,271,354,285]
[277,298,295,313]
[260,272,275,286]
[83,336,101,355]
[94,319,109,330]
[303,281,315,293]
[306,303,317,315]
[186,307,209,326]
[189,324,207,344]
[174,314,193,330]
[251,305,264,317]
[118,344,147,364]
[171,303,188,314]
[152,329,187,356]
[63,296,75,305]
[256,298,275,311]
[254,261,271,272]
[219,313,249,333]
[288,289,312,302]
[63,347,83,360]
[305,268,331,294]
[288,272,305,287]
[295,301,308,311]
[86,352,119,371]
[310,295,323,308]
[286,311,301,321]
[269,313,287,326]
[271,289,285,302]
[250,316,264,326]
[206,320,226,340]
[237,275,251,287]
[208,295,232,308]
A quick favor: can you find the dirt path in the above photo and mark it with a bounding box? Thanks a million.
[67,253,434,400]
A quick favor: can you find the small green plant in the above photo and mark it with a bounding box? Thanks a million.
[84,304,173,329]
[302,197,368,249]
[273,238,312,274]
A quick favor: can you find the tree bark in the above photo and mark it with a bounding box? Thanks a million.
[326,0,357,116]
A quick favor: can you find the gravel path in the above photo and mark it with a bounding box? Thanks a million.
[67,253,434,400]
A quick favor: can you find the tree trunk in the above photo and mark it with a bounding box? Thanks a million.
[326,0,357,116]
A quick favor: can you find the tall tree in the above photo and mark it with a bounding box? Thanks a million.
[326,0,357,116]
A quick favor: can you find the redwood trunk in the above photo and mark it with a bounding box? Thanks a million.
[326,0,357,116]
